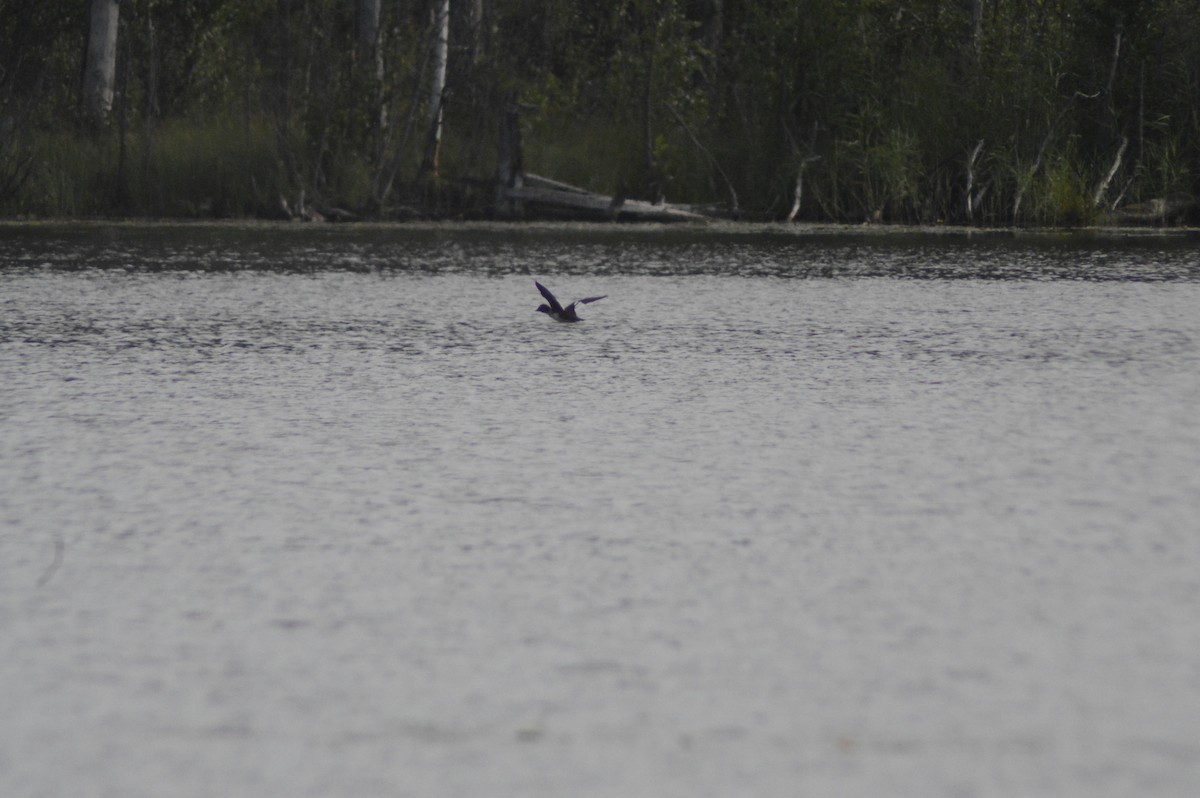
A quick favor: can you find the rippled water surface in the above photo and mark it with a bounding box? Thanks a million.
[3,224,1199,797]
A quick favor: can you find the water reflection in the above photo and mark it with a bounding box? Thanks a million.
[2,222,1198,281]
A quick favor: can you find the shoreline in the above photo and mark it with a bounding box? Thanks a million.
[2,217,1198,239]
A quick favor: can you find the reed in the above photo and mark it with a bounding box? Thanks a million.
[10,118,299,218]
[135,117,284,217]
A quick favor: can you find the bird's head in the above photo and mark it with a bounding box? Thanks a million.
[536,304,551,314]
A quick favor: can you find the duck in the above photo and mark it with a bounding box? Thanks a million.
[534,281,607,323]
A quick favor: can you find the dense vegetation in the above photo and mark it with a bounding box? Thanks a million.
[3,0,1198,224]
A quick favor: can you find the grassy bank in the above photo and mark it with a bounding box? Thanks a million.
[7,116,1193,228]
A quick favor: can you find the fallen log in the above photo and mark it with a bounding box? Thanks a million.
[503,174,712,223]
[1107,196,1196,224]
[493,100,718,223]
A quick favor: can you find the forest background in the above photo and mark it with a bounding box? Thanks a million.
[2,0,1198,225]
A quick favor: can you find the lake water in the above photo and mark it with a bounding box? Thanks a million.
[2,223,1199,797]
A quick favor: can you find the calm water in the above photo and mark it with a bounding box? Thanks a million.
[2,224,1199,797]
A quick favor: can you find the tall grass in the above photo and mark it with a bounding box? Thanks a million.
[8,118,288,218]
[524,117,645,197]
[137,118,285,217]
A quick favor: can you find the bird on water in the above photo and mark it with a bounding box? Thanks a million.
[534,281,607,323]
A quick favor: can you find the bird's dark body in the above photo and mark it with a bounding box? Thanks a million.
[535,281,606,323]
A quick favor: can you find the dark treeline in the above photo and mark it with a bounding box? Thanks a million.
[2,0,1198,224]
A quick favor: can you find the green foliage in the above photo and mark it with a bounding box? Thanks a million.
[2,0,1198,224]
[1039,155,1096,228]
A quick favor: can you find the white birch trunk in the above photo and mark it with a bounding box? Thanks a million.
[424,0,450,176]
[83,0,121,122]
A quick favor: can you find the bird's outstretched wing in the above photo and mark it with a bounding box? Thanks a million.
[535,281,563,312]
[576,295,607,305]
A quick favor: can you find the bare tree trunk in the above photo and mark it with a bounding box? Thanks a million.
[371,12,436,209]
[961,0,982,51]
[421,0,450,178]
[356,0,384,129]
[1092,136,1128,207]
[786,173,803,222]
[1100,16,1124,141]
[965,139,984,222]
[115,18,130,207]
[356,0,380,52]
[83,0,121,123]
[495,95,524,218]
[642,48,657,200]
[1012,93,1094,221]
